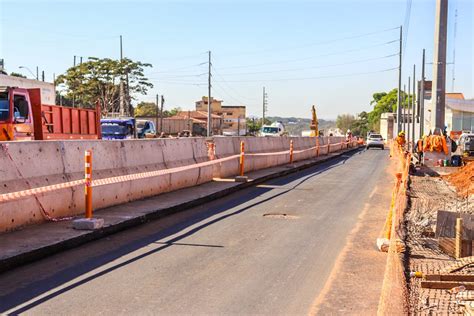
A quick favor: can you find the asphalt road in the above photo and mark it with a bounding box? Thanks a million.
[0,148,389,315]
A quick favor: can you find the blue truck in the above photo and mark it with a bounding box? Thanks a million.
[100,118,136,140]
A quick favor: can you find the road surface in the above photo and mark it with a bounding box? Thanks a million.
[0,148,389,315]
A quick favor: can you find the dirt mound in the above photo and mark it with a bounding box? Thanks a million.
[443,162,474,197]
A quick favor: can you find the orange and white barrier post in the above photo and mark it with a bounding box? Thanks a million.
[85,149,93,219]
[315,137,319,157]
[290,140,294,163]
[239,141,245,176]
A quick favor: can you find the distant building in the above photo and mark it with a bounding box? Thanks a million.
[0,74,55,104]
[195,96,246,136]
[172,110,223,135]
[383,91,474,141]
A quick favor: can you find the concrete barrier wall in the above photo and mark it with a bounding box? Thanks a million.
[0,136,351,232]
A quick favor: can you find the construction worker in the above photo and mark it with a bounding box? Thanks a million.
[396,131,406,148]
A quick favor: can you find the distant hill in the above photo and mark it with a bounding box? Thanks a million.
[266,116,336,136]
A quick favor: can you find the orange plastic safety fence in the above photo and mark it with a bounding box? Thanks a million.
[377,141,411,315]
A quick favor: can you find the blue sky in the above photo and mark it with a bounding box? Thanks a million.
[0,0,472,119]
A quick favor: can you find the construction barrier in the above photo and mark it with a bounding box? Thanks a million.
[377,141,411,315]
[0,136,355,232]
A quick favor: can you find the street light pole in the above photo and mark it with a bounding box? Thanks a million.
[19,66,38,80]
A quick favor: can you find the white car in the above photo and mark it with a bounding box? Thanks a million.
[366,133,385,150]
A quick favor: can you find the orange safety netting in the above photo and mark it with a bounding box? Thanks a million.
[377,141,410,315]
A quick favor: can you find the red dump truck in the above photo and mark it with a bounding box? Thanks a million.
[0,87,101,141]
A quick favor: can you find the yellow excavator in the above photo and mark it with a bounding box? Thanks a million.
[309,105,319,137]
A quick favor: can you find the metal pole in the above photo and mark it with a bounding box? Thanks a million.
[239,141,245,176]
[36,66,39,80]
[397,25,403,133]
[412,64,416,150]
[420,49,426,137]
[85,150,93,219]
[403,84,406,134]
[207,51,212,137]
[408,76,411,150]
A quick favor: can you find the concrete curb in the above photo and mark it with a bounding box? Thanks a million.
[0,147,362,273]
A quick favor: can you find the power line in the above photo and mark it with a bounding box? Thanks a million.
[212,67,398,83]
[221,26,400,57]
[216,40,398,70]
[216,53,398,76]
[211,65,259,103]
[402,0,413,57]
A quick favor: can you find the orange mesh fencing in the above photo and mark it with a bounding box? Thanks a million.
[377,141,410,315]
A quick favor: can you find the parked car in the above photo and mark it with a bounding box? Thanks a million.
[366,133,384,150]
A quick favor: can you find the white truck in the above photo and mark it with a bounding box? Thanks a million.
[260,121,285,137]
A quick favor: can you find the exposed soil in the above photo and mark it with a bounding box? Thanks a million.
[443,162,474,198]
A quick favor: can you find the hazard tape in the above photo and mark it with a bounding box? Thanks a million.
[0,141,357,203]
[0,155,239,203]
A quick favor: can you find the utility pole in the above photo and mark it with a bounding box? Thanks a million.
[431,0,448,133]
[42,70,45,82]
[420,49,426,137]
[403,84,406,133]
[451,9,458,92]
[119,35,125,117]
[160,95,164,135]
[407,76,411,149]
[397,25,403,133]
[262,86,268,127]
[36,66,39,81]
[412,65,416,149]
[156,94,160,136]
[74,55,76,67]
[207,51,212,137]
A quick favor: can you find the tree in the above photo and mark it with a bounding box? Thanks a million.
[336,114,356,132]
[351,111,369,136]
[9,72,27,78]
[367,88,413,131]
[56,57,153,115]
[135,102,158,116]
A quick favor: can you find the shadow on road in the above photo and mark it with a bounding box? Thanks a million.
[0,150,361,314]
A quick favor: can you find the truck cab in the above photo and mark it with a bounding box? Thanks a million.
[0,86,100,141]
[101,118,136,140]
[0,87,34,141]
[260,122,285,137]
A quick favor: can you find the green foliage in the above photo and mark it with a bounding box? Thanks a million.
[367,88,413,131]
[246,117,271,135]
[9,72,27,78]
[336,113,356,132]
[135,102,157,116]
[134,101,181,118]
[351,111,369,136]
[56,57,153,115]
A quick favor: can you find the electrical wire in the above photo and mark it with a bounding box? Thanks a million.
[216,40,399,70]
[216,53,398,76]
[212,67,398,83]
[222,26,400,57]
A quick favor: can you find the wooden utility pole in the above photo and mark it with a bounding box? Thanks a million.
[119,35,125,117]
[262,87,267,127]
[397,26,403,133]
[160,95,164,134]
[431,0,448,132]
[207,51,212,137]
[156,94,160,135]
